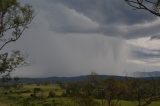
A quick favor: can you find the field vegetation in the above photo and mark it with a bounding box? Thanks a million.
[0,75,160,106]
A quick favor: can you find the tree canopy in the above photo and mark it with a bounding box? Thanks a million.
[0,0,33,78]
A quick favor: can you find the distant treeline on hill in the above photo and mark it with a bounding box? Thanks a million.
[0,75,124,84]
[1,74,160,84]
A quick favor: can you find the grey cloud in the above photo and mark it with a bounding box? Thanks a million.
[128,44,160,65]
[8,0,160,77]
[150,35,160,40]
[28,0,159,39]
[46,3,100,34]
[132,49,160,59]
[51,0,155,25]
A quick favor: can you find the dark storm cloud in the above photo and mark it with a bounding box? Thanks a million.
[22,0,160,39]
[52,0,155,25]
[37,0,160,39]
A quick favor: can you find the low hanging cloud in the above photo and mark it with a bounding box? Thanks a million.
[9,0,160,77]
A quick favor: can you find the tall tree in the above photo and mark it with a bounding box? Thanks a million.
[0,0,33,78]
[125,0,160,16]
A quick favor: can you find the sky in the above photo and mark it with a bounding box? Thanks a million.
[2,0,160,77]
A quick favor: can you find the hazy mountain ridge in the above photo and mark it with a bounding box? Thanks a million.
[5,73,160,84]
[132,71,160,77]
[17,75,125,84]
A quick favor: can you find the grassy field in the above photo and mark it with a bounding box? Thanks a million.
[0,84,160,106]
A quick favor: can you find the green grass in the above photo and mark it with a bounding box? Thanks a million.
[22,84,63,96]
[0,84,160,106]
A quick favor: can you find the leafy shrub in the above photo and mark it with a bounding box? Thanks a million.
[48,91,56,98]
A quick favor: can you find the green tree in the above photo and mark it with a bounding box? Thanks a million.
[33,87,41,97]
[0,0,34,79]
[129,78,160,106]
[103,78,122,106]
[13,76,20,89]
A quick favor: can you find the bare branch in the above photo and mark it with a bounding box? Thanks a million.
[125,0,160,16]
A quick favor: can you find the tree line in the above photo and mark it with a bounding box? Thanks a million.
[61,73,160,106]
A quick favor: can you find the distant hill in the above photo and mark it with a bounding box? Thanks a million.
[17,75,125,84]
[1,74,160,84]
[132,71,160,77]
